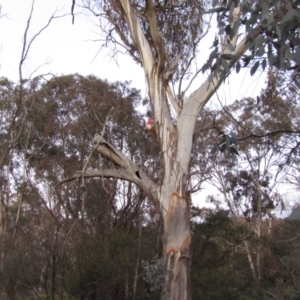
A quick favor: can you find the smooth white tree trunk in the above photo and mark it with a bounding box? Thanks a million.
[69,2,264,298]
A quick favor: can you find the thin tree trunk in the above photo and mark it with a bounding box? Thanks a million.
[52,255,56,300]
[1,156,12,296]
[244,240,257,282]
[52,227,59,300]
[132,193,143,300]
[0,190,4,279]
[125,268,129,300]
[13,125,31,239]
[256,182,262,281]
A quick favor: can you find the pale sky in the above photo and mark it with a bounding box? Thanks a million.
[0,0,145,89]
[0,0,265,103]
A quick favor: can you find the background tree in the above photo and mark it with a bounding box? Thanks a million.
[1,73,300,300]
[196,69,300,296]
[0,74,164,299]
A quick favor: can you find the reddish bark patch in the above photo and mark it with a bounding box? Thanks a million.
[164,192,191,253]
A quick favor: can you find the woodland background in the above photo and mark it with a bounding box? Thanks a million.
[0,71,300,300]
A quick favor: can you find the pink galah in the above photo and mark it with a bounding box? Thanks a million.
[145,117,154,130]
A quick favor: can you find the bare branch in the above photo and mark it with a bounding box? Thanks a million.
[81,106,114,196]
[71,0,76,24]
[81,107,114,177]
[60,169,134,184]
[60,116,158,204]
[94,134,127,168]
[20,2,68,78]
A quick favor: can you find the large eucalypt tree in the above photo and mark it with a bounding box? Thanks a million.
[66,0,298,298]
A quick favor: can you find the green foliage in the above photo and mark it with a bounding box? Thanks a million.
[211,0,300,75]
[87,0,206,81]
[142,255,164,292]
[191,209,259,299]
[194,269,259,300]
[284,285,300,300]
[190,209,300,299]
[211,131,239,156]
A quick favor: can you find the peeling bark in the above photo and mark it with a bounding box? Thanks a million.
[162,193,191,300]
[164,193,190,253]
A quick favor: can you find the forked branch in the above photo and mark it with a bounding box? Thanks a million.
[61,132,157,204]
